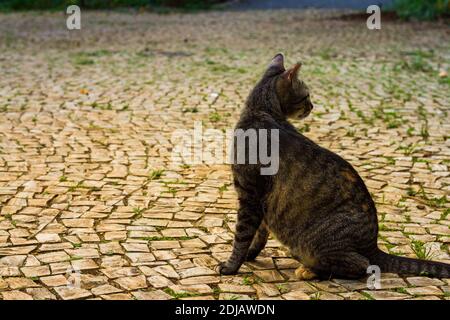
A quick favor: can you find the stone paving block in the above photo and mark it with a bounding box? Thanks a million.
[114,275,147,291]
[0,266,21,277]
[132,290,172,300]
[54,286,93,300]
[21,266,50,278]
[169,284,213,295]
[101,293,134,300]
[26,287,57,300]
[253,270,285,282]
[1,290,34,300]
[282,290,310,300]
[178,266,215,279]
[91,284,123,296]
[218,283,256,294]
[362,290,409,300]
[40,275,69,287]
[404,286,444,296]
[406,277,445,287]
[5,277,39,290]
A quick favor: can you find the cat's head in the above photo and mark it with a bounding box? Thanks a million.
[265,53,314,119]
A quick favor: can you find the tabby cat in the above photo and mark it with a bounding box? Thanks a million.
[218,53,450,279]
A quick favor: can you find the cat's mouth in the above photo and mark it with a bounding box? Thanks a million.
[297,109,311,119]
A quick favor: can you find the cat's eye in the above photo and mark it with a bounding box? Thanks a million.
[293,94,309,105]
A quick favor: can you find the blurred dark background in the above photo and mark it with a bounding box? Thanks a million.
[0,0,448,20]
[230,0,394,10]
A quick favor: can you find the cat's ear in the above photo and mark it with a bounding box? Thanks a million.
[269,53,285,70]
[283,63,302,82]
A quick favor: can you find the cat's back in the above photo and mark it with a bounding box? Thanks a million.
[269,121,375,214]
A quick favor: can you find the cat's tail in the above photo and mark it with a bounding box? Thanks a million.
[369,248,450,278]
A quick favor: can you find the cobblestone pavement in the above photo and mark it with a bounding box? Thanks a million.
[0,10,449,300]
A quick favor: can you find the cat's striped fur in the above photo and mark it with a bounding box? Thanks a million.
[218,53,450,279]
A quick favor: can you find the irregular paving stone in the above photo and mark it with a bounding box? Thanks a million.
[101,267,140,279]
[339,292,367,300]
[407,296,442,300]
[138,266,159,276]
[149,241,180,250]
[26,287,57,300]
[245,258,275,270]
[91,284,123,296]
[406,277,445,287]
[169,284,213,295]
[333,279,369,291]
[178,266,215,279]
[219,293,253,300]
[99,242,124,255]
[122,243,149,252]
[62,219,94,228]
[50,262,71,275]
[153,265,180,279]
[254,283,280,298]
[20,266,50,278]
[1,290,34,300]
[311,292,345,300]
[80,274,108,289]
[104,231,127,241]
[5,277,39,289]
[114,275,147,291]
[312,281,347,293]
[36,251,70,264]
[132,290,172,300]
[0,266,21,277]
[362,291,409,300]
[65,248,99,259]
[405,286,444,296]
[0,246,36,256]
[125,252,156,265]
[282,290,310,300]
[180,295,216,300]
[218,284,256,294]
[179,276,220,285]
[35,233,61,243]
[147,275,174,288]
[71,259,99,271]
[0,278,8,290]
[153,250,177,261]
[101,293,134,300]
[40,275,69,287]
[281,282,317,294]
[378,278,408,290]
[0,255,27,267]
[253,270,285,282]
[54,286,93,300]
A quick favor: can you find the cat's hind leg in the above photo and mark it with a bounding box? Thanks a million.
[295,265,317,280]
[218,198,263,275]
[246,222,269,261]
[312,252,369,280]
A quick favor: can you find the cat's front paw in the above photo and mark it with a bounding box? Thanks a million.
[246,249,259,261]
[217,261,239,275]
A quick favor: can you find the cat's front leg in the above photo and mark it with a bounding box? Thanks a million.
[246,221,269,261]
[218,200,263,275]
